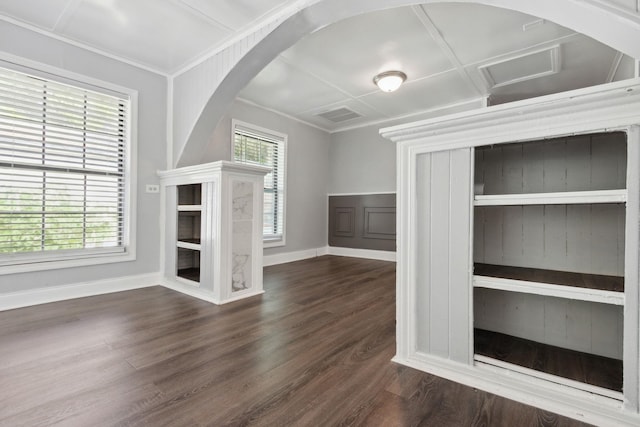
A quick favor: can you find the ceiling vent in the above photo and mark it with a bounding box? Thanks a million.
[316,107,362,123]
[479,45,561,89]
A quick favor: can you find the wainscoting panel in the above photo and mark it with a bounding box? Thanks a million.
[363,207,396,240]
[334,207,355,237]
[328,194,396,251]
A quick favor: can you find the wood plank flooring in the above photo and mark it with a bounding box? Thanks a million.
[0,256,591,426]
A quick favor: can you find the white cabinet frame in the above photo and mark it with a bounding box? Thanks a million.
[381,79,640,426]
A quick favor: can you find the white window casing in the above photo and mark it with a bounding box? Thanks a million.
[0,57,137,274]
[232,119,286,248]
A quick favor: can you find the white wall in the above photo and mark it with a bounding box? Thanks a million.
[329,126,396,195]
[0,21,167,294]
[204,99,330,256]
[328,101,484,195]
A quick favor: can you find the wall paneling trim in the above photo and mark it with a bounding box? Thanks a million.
[328,194,396,251]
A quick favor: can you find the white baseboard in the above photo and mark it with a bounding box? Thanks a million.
[0,272,161,312]
[263,246,396,266]
[325,246,396,262]
[263,248,320,266]
[393,353,639,427]
[160,277,265,305]
[161,277,218,304]
[316,246,330,256]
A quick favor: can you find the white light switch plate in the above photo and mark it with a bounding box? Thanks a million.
[145,184,160,193]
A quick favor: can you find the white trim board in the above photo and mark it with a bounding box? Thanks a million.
[327,192,396,197]
[326,247,397,262]
[263,248,321,267]
[381,79,640,148]
[0,273,161,312]
[262,246,397,267]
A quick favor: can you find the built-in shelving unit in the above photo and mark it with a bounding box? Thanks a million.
[382,80,640,425]
[158,161,269,305]
[472,131,626,396]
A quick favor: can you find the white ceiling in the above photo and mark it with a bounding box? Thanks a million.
[0,1,631,133]
[0,0,294,72]
[239,3,627,132]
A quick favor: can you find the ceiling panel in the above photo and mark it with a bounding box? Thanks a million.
[479,45,560,88]
[238,57,348,116]
[0,0,72,30]
[424,3,574,65]
[607,0,639,11]
[179,0,289,30]
[488,37,618,105]
[280,6,455,98]
[58,0,231,71]
[358,70,479,117]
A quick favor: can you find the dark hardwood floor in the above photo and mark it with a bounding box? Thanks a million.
[0,256,591,426]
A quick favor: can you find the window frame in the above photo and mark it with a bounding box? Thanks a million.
[0,55,137,275]
[231,119,287,248]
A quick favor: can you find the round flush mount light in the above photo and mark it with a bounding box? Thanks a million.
[373,70,407,92]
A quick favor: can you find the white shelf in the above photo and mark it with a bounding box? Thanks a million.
[474,189,626,206]
[178,205,202,211]
[473,275,625,305]
[176,240,201,251]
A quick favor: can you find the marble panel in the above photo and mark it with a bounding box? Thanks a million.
[233,181,254,220]
[232,216,253,293]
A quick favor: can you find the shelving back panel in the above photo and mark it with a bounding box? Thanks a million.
[474,288,624,359]
[178,212,201,242]
[177,183,202,205]
[474,131,627,277]
[474,203,625,276]
[474,132,626,195]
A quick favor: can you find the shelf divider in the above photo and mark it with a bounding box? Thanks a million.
[474,275,624,305]
[474,189,626,206]
[176,241,201,251]
[177,205,202,211]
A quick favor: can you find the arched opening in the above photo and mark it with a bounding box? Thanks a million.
[176,0,640,167]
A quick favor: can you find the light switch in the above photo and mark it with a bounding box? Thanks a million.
[146,184,160,193]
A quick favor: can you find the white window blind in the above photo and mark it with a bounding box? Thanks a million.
[0,65,128,257]
[233,123,286,243]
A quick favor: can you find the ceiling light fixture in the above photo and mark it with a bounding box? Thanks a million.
[373,70,407,92]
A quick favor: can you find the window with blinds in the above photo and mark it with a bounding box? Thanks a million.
[232,121,286,244]
[0,64,129,260]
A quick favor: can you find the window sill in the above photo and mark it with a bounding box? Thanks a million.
[0,249,136,276]
[264,238,285,249]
